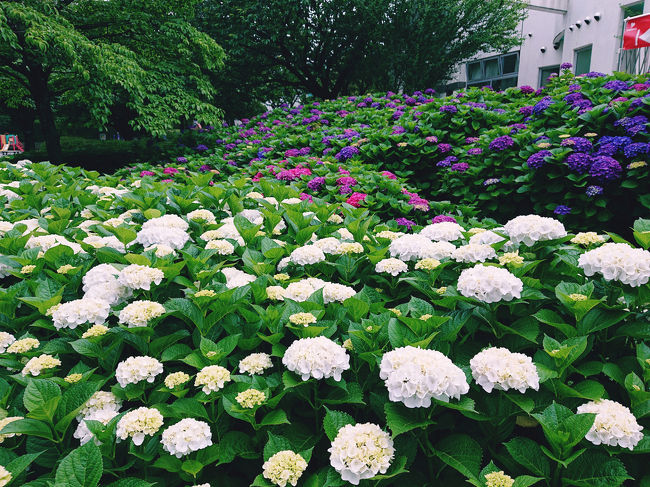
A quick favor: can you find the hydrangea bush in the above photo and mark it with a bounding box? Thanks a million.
[0,159,648,487]
[143,70,650,234]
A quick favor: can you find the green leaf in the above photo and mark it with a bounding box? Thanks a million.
[323,408,354,441]
[263,432,293,461]
[260,409,290,426]
[24,379,61,420]
[54,442,102,487]
[564,451,632,487]
[6,452,43,480]
[384,402,432,437]
[504,437,550,478]
[435,434,483,482]
[105,479,155,487]
[0,418,53,441]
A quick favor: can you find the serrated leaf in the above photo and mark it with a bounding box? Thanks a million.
[54,442,102,487]
[323,408,354,441]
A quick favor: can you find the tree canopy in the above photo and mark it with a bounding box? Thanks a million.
[196,0,527,113]
[0,0,225,161]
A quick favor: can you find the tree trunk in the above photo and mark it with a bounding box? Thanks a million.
[28,66,62,163]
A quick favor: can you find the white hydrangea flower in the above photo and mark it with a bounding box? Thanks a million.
[277,256,291,271]
[135,226,190,250]
[82,264,121,291]
[118,301,166,327]
[78,220,102,233]
[289,312,317,326]
[239,353,273,375]
[336,228,354,240]
[116,356,163,387]
[6,337,39,354]
[116,407,164,445]
[375,230,403,241]
[26,234,83,254]
[0,416,23,444]
[21,354,61,376]
[380,346,469,407]
[83,280,133,306]
[290,245,326,265]
[161,418,212,458]
[571,232,605,246]
[469,230,506,246]
[419,222,464,241]
[577,399,643,450]
[187,209,216,224]
[389,234,455,262]
[74,409,119,445]
[117,264,164,290]
[266,286,286,301]
[283,278,325,302]
[195,365,231,394]
[470,347,539,393]
[263,450,308,487]
[328,423,394,485]
[314,237,342,254]
[202,223,244,245]
[142,214,189,231]
[457,264,523,303]
[205,239,235,255]
[79,391,122,419]
[52,299,111,330]
[0,221,14,234]
[578,242,650,287]
[220,267,256,288]
[235,389,266,408]
[452,243,497,263]
[0,332,15,353]
[82,235,126,252]
[282,336,350,381]
[323,283,356,303]
[503,215,567,246]
[375,258,409,276]
[334,242,364,255]
[0,188,21,201]
[238,209,264,225]
[144,243,176,257]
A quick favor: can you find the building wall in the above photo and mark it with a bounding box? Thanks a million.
[445,0,649,92]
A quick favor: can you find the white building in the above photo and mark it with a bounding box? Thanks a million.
[446,0,650,92]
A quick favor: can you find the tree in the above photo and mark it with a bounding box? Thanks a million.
[0,1,225,162]
[197,0,527,107]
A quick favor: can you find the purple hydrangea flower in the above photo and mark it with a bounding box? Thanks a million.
[533,96,554,114]
[520,85,535,94]
[483,178,500,186]
[560,62,573,70]
[307,176,326,191]
[392,125,406,135]
[195,144,209,152]
[432,215,458,224]
[467,148,483,155]
[603,80,630,92]
[566,153,592,173]
[598,136,632,152]
[519,106,534,116]
[176,156,188,163]
[554,205,571,215]
[436,156,456,167]
[450,162,470,172]
[586,185,603,197]
[489,135,514,152]
[335,146,360,160]
[199,164,210,172]
[527,150,552,169]
[440,105,458,114]
[623,142,649,159]
[396,217,415,230]
[584,72,607,78]
[589,156,622,181]
[437,143,452,153]
[339,185,353,195]
[614,115,649,136]
[561,137,592,152]
[568,84,581,92]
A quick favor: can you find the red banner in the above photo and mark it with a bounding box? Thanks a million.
[623,13,650,50]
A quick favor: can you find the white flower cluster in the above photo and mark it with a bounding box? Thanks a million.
[469,230,506,246]
[334,242,364,255]
[82,235,126,252]
[116,407,164,445]
[375,258,408,276]
[195,365,231,394]
[145,243,176,257]
[419,222,464,241]
[380,346,469,407]
[290,245,326,265]
[161,418,212,458]
[116,356,163,387]
[74,408,119,445]
[323,283,356,304]
[187,209,216,224]
[118,264,164,290]
[136,214,190,249]
[239,353,273,375]
[21,354,61,376]
[118,300,166,327]
[578,242,650,287]
[576,399,643,450]
[221,267,256,288]
[262,450,308,487]
[457,264,523,303]
[205,239,235,254]
[314,237,342,254]
[282,336,350,381]
[470,347,539,393]
[202,222,244,245]
[79,391,122,419]
[0,332,15,353]
[81,264,133,305]
[328,423,394,485]
[280,278,356,303]
[503,215,567,246]
[390,235,455,261]
[52,298,111,330]
[26,234,83,254]
[452,243,497,263]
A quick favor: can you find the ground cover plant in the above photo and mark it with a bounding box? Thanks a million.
[159,68,650,235]
[0,158,647,487]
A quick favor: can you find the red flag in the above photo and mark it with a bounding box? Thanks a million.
[623,13,650,50]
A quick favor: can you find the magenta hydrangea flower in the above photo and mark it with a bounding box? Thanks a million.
[140,170,155,177]
[299,193,313,202]
[346,192,367,207]
[336,176,358,187]
[163,167,179,175]
[432,215,457,224]
[381,171,397,179]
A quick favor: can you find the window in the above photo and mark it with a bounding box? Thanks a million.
[575,45,592,76]
[464,52,519,89]
[539,65,560,87]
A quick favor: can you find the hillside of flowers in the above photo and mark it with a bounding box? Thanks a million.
[151,67,650,234]
[0,156,647,487]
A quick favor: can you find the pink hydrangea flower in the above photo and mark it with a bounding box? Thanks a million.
[346,192,367,207]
